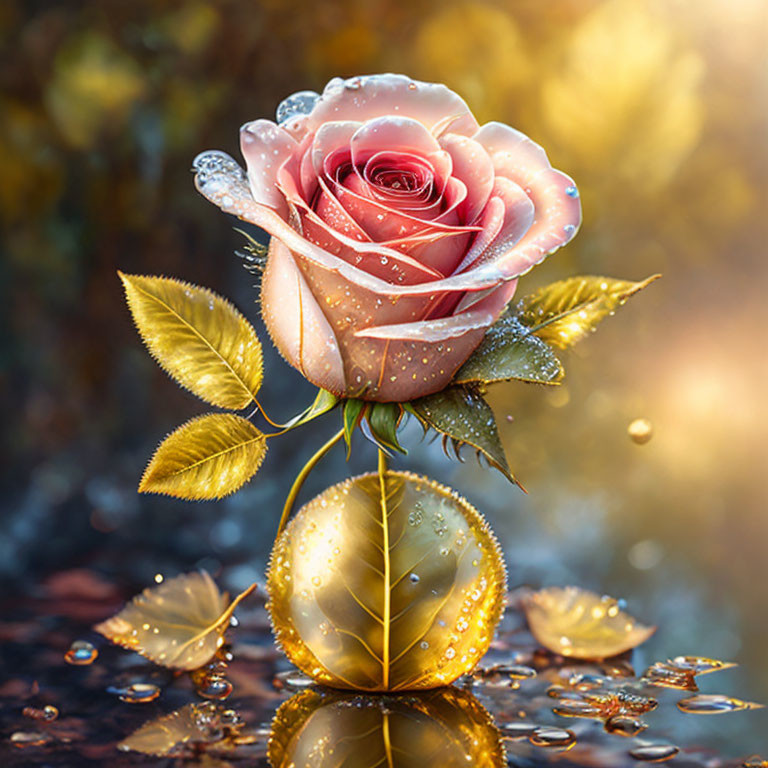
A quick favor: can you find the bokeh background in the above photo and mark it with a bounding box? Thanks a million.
[2,0,766,754]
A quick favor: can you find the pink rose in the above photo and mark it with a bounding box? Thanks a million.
[195,74,580,402]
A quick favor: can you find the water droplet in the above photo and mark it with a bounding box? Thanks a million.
[502,722,537,740]
[552,699,602,718]
[628,417,653,444]
[195,676,233,700]
[409,573,420,584]
[529,726,576,750]
[408,510,423,527]
[65,640,97,665]
[22,705,59,722]
[507,665,537,680]
[677,694,763,714]
[154,573,164,583]
[420,641,429,650]
[274,671,315,691]
[743,756,768,768]
[565,185,580,198]
[669,655,735,674]
[10,731,50,748]
[275,90,319,123]
[629,745,679,761]
[563,224,576,237]
[605,715,647,737]
[107,682,161,703]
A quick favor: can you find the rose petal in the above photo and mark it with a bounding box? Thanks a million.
[350,116,444,168]
[455,176,535,276]
[480,165,581,278]
[193,153,516,296]
[261,239,346,394]
[439,133,495,225]
[473,121,551,175]
[239,120,297,215]
[310,121,361,178]
[305,74,479,138]
[277,161,446,283]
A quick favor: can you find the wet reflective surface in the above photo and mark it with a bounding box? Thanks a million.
[1,575,765,767]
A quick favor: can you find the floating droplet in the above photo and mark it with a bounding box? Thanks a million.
[677,694,763,714]
[10,731,50,748]
[22,705,59,722]
[529,726,576,750]
[629,744,679,762]
[628,418,653,444]
[65,640,97,665]
[108,682,161,703]
[605,715,647,737]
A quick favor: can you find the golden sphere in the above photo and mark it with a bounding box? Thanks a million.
[267,471,506,691]
[268,686,506,768]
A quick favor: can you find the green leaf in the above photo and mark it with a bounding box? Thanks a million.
[410,387,518,486]
[366,403,407,455]
[342,399,366,458]
[284,389,340,430]
[517,274,660,349]
[234,228,269,274]
[454,315,564,386]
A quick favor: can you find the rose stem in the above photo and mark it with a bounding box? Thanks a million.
[378,447,391,689]
[276,427,345,536]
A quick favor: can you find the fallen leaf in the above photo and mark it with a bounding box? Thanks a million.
[118,702,222,756]
[95,571,256,670]
[523,586,655,660]
[140,413,266,500]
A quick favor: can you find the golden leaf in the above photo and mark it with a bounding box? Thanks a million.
[140,413,266,500]
[269,687,505,768]
[518,274,660,349]
[523,586,656,660]
[267,471,506,691]
[118,702,219,756]
[95,571,257,670]
[119,272,263,410]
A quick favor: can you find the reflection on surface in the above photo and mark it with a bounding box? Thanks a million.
[268,686,505,768]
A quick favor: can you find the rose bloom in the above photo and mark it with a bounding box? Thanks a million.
[196,74,581,402]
